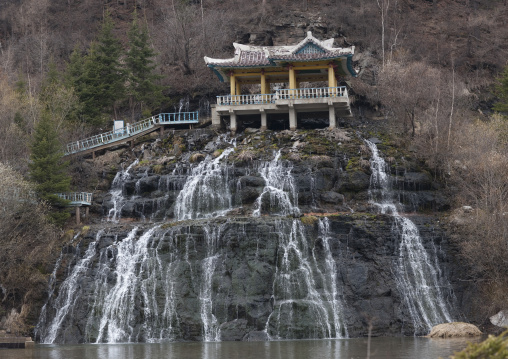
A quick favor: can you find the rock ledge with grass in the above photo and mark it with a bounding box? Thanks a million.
[428,322,482,338]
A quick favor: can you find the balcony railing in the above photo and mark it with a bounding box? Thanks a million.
[217,94,275,106]
[64,111,199,155]
[276,86,347,100]
[216,86,348,106]
[55,192,93,206]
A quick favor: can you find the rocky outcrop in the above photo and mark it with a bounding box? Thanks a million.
[93,128,449,221]
[490,310,508,328]
[36,127,468,343]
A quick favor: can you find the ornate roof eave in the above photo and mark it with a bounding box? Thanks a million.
[207,64,225,82]
[290,31,335,54]
[207,57,357,82]
[204,31,358,81]
[345,54,358,78]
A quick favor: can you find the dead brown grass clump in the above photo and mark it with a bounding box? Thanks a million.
[237,149,255,162]
[427,322,482,338]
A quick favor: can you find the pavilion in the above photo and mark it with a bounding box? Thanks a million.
[204,31,357,132]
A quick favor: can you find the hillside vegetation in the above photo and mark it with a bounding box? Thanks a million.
[0,0,507,334]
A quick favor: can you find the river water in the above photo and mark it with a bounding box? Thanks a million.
[1,337,480,359]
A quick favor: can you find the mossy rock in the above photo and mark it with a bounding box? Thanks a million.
[300,215,318,225]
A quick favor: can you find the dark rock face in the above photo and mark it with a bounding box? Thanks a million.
[37,215,458,343]
[38,128,467,343]
[96,129,449,220]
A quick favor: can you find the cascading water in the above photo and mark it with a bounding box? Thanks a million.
[176,96,190,114]
[35,232,81,341]
[39,128,360,343]
[253,151,347,339]
[37,230,104,343]
[253,150,300,217]
[174,147,236,220]
[107,159,139,222]
[93,226,161,343]
[37,223,230,343]
[365,139,453,334]
[316,217,348,338]
[199,223,226,342]
[198,97,211,117]
[265,219,347,339]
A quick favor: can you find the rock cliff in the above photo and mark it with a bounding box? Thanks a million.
[36,125,468,343]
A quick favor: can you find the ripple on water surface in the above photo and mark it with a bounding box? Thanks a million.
[0,337,483,359]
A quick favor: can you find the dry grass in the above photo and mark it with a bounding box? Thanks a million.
[190,153,205,163]
[300,215,318,225]
[427,322,482,338]
[237,149,255,162]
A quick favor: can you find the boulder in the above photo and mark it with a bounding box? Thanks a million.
[239,176,265,188]
[320,191,344,204]
[427,322,482,338]
[490,310,508,328]
[219,319,248,341]
[339,170,370,193]
[136,175,160,193]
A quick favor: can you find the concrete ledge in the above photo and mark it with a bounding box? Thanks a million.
[0,336,33,349]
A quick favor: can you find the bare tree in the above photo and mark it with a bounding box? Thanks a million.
[375,0,390,68]
[377,60,440,136]
[0,162,60,333]
[450,116,508,316]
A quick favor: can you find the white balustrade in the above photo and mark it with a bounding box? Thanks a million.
[217,94,274,106]
[275,86,347,100]
[216,87,347,106]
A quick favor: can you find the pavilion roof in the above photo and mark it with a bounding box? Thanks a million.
[204,31,356,75]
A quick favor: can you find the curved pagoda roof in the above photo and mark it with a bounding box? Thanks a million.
[204,31,357,82]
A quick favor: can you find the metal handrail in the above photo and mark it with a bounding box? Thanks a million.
[55,192,93,205]
[64,111,199,156]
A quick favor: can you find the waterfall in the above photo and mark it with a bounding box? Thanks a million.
[174,147,235,220]
[37,222,232,343]
[176,96,190,114]
[317,217,348,338]
[365,140,453,334]
[148,164,187,221]
[38,137,357,343]
[107,159,139,222]
[199,97,211,116]
[257,153,347,339]
[38,230,103,343]
[35,232,81,341]
[253,151,300,217]
[94,227,158,343]
[265,219,347,339]
[199,223,226,341]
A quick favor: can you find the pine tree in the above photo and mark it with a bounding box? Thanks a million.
[79,44,108,125]
[93,11,126,120]
[29,112,71,225]
[493,64,508,113]
[69,11,126,128]
[65,45,84,90]
[126,11,164,119]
